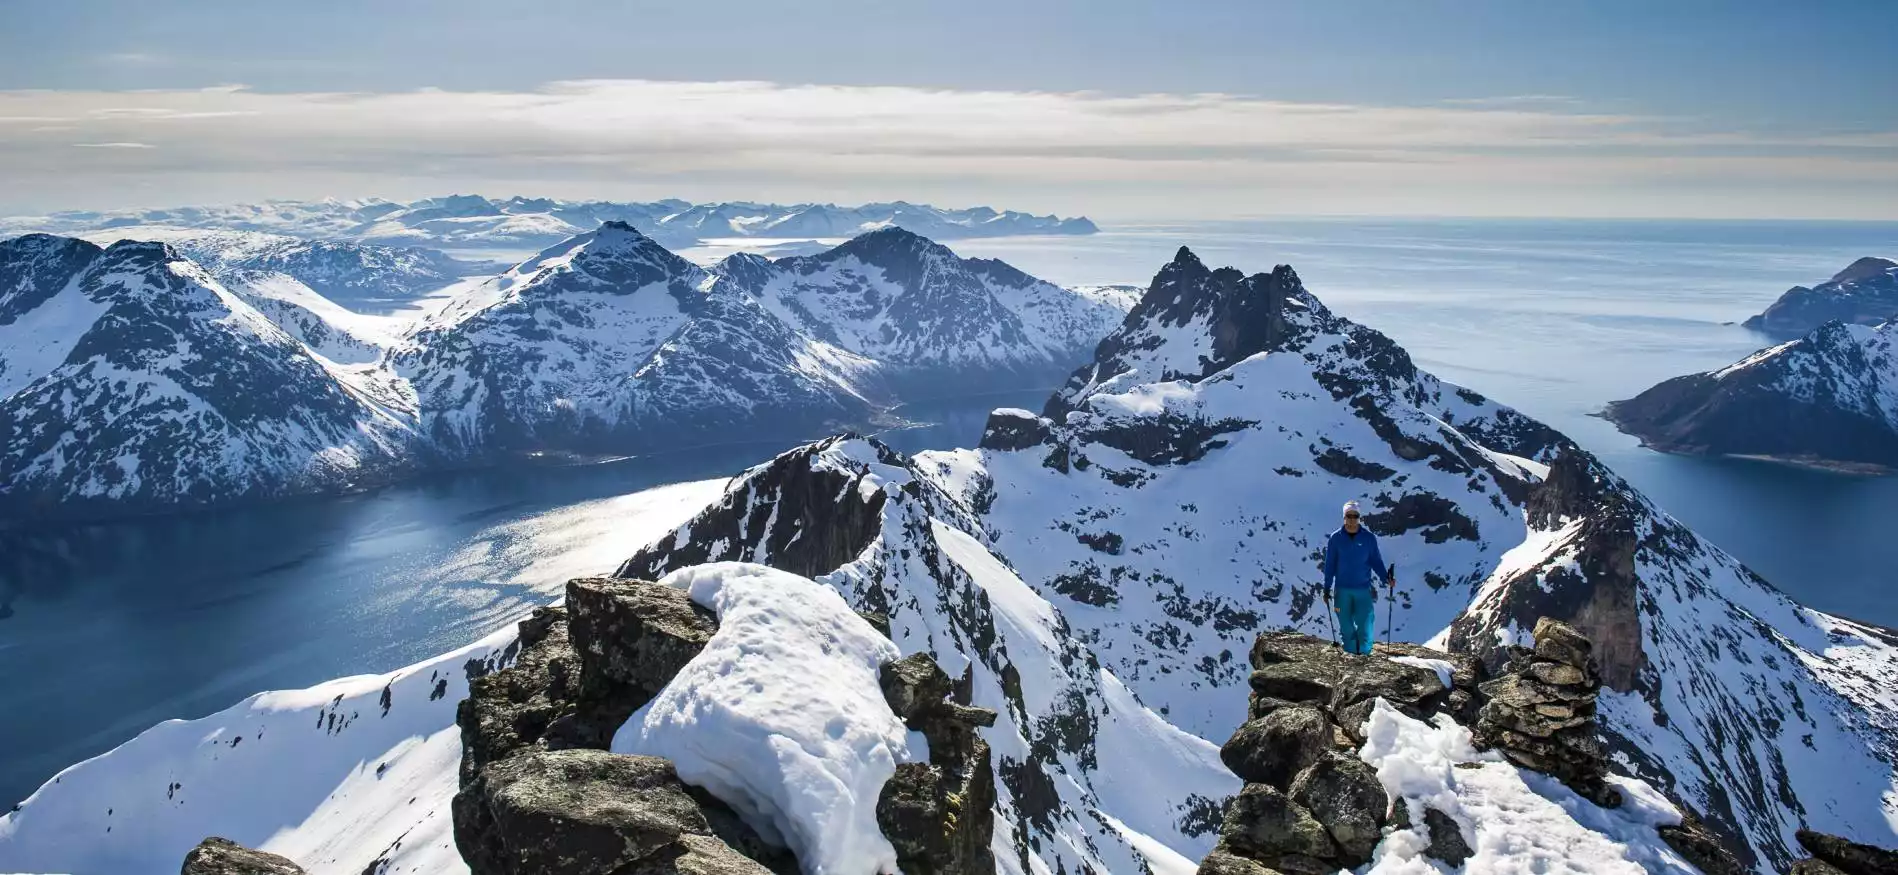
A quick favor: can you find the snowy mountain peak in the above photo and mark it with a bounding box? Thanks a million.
[1830,255,1898,284]
[501,221,704,299]
[0,234,103,323]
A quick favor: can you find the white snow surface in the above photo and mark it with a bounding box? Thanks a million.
[1357,699,1695,874]
[612,562,915,875]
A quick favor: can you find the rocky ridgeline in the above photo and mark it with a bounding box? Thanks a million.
[1197,618,1761,875]
[1792,829,1898,875]
[1471,617,1619,808]
[1200,631,1479,875]
[443,576,993,875]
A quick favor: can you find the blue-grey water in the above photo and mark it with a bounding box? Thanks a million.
[0,394,1026,808]
[6,218,1898,808]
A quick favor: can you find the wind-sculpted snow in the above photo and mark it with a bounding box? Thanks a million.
[0,238,420,516]
[7,195,1098,250]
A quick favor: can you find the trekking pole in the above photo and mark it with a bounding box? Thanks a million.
[1321,585,1338,648]
[1383,563,1397,651]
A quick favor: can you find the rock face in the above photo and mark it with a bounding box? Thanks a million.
[1603,319,1898,472]
[874,653,999,875]
[1795,829,1898,875]
[1471,618,1621,808]
[1743,257,1898,338]
[1198,631,1479,873]
[454,576,994,875]
[452,578,792,875]
[180,837,307,875]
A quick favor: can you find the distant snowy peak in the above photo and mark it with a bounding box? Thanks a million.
[0,238,420,516]
[1742,255,1898,338]
[712,226,1126,391]
[6,196,1098,251]
[395,222,878,456]
[1606,318,1898,471]
[77,226,487,306]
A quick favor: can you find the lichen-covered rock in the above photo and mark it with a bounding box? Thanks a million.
[1792,860,1854,875]
[1195,847,1284,875]
[1287,752,1389,865]
[567,577,717,696]
[1531,617,1593,669]
[455,606,586,784]
[1653,809,1746,875]
[875,651,998,875]
[1421,806,1473,867]
[181,837,306,875]
[1797,829,1898,875]
[1219,784,1338,862]
[1220,705,1332,789]
[461,749,773,875]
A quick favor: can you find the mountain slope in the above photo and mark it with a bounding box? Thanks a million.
[711,227,1126,395]
[1743,257,1898,339]
[0,236,421,516]
[393,222,882,456]
[1605,320,1898,471]
[3,244,1895,874]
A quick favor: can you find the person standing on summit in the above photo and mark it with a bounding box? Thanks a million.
[1323,500,1391,655]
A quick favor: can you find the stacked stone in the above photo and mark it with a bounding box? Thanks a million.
[875,653,1000,875]
[1197,632,1482,875]
[1471,617,1621,808]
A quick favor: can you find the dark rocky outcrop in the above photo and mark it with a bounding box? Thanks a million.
[978,408,1054,451]
[1420,806,1473,867]
[1743,256,1898,338]
[617,436,892,581]
[1794,829,1898,875]
[1604,318,1898,473]
[875,653,999,875]
[180,837,306,875]
[453,579,792,875]
[1655,809,1747,875]
[1197,631,1484,875]
[468,749,774,875]
[1471,618,1621,808]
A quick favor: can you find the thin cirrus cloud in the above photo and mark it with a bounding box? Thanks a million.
[0,79,1893,219]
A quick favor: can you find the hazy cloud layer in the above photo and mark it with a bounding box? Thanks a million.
[2,80,1893,219]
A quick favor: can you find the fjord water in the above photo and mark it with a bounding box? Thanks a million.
[0,395,1037,808]
[950,218,1898,629]
[5,218,1897,809]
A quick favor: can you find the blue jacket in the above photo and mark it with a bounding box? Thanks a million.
[1323,527,1388,594]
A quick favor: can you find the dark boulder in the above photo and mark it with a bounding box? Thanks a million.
[181,837,306,875]
[1420,806,1473,867]
[566,577,717,697]
[1287,752,1389,865]
[1219,784,1338,863]
[1220,705,1332,789]
[1792,860,1854,875]
[1194,847,1283,875]
[1655,810,1746,875]
[460,748,772,875]
[1797,829,1898,875]
[455,606,588,784]
[875,651,998,875]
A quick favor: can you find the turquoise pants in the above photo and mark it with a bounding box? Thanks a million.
[1336,588,1376,654]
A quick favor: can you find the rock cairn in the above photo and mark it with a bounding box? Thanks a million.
[875,653,999,875]
[1791,829,1898,875]
[1197,632,1484,874]
[1471,617,1620,808]
[181,837,307,875]
[451,576,994,875]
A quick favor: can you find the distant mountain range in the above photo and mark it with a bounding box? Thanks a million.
[2,196,1099,252]
[0,224,1125,518]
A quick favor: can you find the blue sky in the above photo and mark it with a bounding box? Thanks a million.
[2,0,1894,219]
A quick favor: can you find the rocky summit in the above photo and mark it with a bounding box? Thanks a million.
[1743,256,1898,339]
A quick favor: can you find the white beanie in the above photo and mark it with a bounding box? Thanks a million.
[1342,500,1361,515]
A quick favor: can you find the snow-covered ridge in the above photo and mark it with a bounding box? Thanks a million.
[1743,256,1898,339]
[4,196,1099,252]
[1606,318,1898,471]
